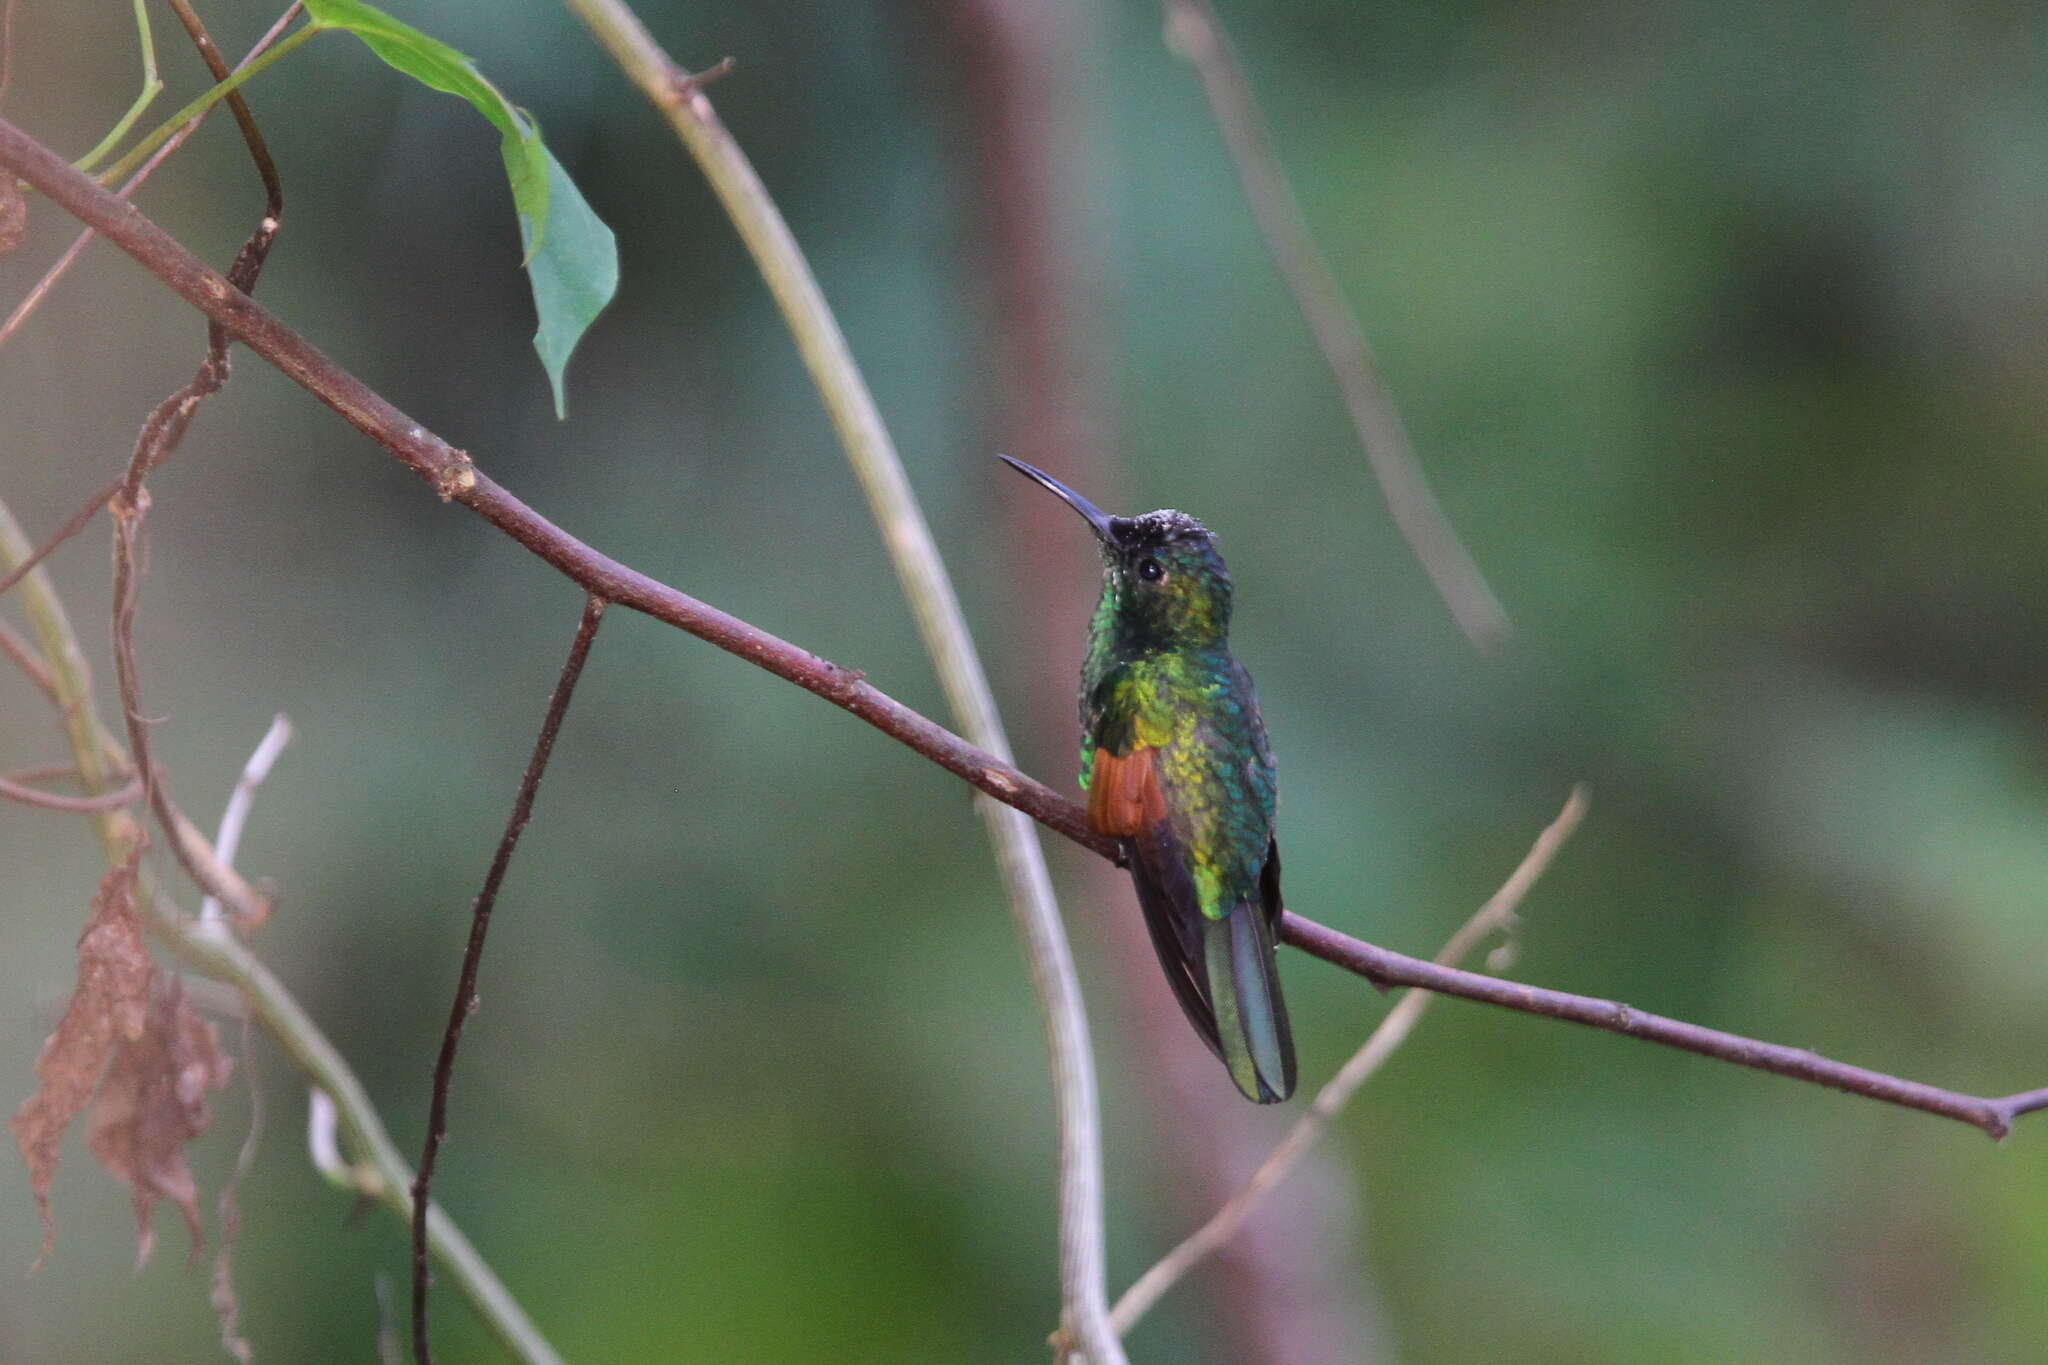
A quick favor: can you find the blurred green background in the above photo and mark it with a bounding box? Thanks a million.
[7,1,2048,1361]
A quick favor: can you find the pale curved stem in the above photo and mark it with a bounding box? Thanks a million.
[557,4,1124,1360]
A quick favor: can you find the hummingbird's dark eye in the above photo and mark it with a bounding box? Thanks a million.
[1137,557,1166,583]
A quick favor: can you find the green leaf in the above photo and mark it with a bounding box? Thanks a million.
[304,0,618,415]
[524,147,619,419]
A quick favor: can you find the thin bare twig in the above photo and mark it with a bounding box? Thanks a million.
[0,480,119,604]
[1111,787,1587,1336]
[104,0,287,920]
[164,0,284,215]
[0,615,59,700]
[3,759,121,784]
[412,595,607,1365]
[5,119,2044,1149]
[0,767,141,813]
[1278,913,2048,1139]
[0,4,300,353]
[197,713,293,924]
[1160,0,1509,653]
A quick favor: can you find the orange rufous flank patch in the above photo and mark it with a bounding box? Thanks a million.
[1088,746,1168,837]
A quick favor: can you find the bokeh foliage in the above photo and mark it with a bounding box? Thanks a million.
[5,1,2048,1361]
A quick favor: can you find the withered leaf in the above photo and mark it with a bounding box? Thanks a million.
[10,854,151,1265]
[89,978,234,1268]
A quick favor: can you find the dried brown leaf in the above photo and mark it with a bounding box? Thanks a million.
[89,979,234,1268]
[9,853,151,1265]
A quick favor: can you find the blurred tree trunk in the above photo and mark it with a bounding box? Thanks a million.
[911,2,1393,1360]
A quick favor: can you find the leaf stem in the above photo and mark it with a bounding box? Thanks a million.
[95,22,321,187]
[72,0,163,174]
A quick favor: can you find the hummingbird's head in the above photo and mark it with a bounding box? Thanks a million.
[999,457,1234,647]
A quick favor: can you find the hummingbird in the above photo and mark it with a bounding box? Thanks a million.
[1001,456,1295,1103]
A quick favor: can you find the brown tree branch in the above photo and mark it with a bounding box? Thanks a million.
[413,595,606,1365]
[2,115,2042,1141]
[1277,915,2048,1139]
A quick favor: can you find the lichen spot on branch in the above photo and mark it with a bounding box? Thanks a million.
[433,449,477,502]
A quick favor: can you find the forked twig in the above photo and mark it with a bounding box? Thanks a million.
[411,595,607,1365]
[1111,787,1587,1336]
[1160,0,1509,653]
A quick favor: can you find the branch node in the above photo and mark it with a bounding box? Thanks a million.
[110,485,152,521]
[433,451,477,502]
[666,55,735,104]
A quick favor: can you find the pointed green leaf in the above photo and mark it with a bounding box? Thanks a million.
[524,147,618,418]
[303,0,618,415]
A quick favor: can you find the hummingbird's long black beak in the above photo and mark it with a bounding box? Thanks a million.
[998,455,1120,545]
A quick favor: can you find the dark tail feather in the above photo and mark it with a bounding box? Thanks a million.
[1127,839,1226,1061]
[1204,900,1297,1103]
[1126,830,1295,1102]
